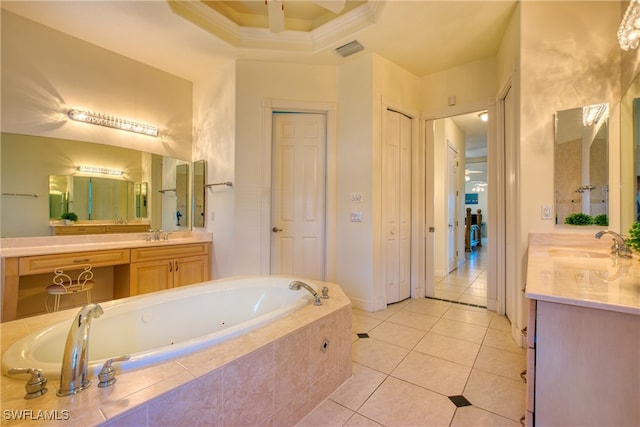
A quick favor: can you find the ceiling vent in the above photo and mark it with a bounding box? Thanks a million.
[335,40,364,57]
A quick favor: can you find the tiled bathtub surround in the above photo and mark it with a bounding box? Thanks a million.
[0,281,352,426]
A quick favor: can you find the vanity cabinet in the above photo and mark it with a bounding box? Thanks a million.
[1,239,212,321]
[128,243,210,296]
[526,299,640,426]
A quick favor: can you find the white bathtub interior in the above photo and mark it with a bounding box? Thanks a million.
[2,277,314,377]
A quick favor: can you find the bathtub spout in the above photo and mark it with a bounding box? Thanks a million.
[57,303,104,396]
[289,281,322,306]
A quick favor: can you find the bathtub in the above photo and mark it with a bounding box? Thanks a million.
[2,276,315,377]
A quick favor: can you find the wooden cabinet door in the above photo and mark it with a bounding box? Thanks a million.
[173,255,209,288]
[130,259,173,295]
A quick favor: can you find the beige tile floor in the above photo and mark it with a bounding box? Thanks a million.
[434,245,488,306]
[297,247,526,427]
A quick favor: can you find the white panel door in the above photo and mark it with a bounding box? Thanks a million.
[383,109,412,303]
[271,113,326,280]
[447,144,459,273]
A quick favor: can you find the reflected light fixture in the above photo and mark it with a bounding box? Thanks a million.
[478,111,488,122]
[68,108,159,137]
[618,0,640,50]
[77,165,123,176]
[582,103,608,127]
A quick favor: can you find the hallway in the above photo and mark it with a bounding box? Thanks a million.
[297,247,525,426]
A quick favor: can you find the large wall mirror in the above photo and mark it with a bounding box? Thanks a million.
[621,73,640,233]
[554,103,609,225]
[1,133,191,237]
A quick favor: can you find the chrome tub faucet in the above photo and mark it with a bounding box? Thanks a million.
[289,280,322,306]
[57,303,104,396]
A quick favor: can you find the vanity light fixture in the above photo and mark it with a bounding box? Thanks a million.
[618,0,640,50]
[68,108,159,137]
[77,165,123,176]
[478,111,488,122]
[582,103,608,127]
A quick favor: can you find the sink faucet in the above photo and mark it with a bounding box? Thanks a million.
[289,280,322,305]
[154,229,163,241]
[57,303,103,396]
[595,230,633,259]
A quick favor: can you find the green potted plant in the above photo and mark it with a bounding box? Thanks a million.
[61,212,78,224]
[593,214,608,226]
[626,222,640,253]
[564,212,593,225]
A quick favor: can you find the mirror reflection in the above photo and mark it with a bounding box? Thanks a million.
[621,74,640,232]
[49,175,145,221]
[0,133,191,237]
[554,104,609,225]
[193,160,206,228]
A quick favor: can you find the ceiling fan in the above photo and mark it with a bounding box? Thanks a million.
[266,0,346,33]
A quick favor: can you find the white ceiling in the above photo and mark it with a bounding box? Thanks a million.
[1,0,517,82]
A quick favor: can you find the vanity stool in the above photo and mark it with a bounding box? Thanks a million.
[45,264,95,312]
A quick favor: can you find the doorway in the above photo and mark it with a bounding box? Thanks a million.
[432,110,489,307]
[260,99,337,281]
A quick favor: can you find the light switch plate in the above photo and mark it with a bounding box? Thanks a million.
[351,211,363,222]
[350,192,363,203]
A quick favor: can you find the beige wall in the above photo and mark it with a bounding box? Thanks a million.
[192,60,237,279]
[336,55,375,308]
[1,11,193,160]
[234,60,339,276]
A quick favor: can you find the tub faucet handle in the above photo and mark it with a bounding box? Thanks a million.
[8,368,48,399]
[97,354,130,388]
[321,286,330,299]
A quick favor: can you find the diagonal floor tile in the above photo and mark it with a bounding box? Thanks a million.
[367,321,426,349]
[463,369,526,422]
[330,363,387,411]
[351,338,409,374]
[391,350,471,396]
[358,376,456,427]
[414,331,481,367]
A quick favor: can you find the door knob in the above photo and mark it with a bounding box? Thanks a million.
[272,227,283,232]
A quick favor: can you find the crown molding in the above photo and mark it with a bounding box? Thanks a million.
[170,1,384,53]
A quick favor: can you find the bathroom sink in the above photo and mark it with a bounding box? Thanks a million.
[547,249,611,259]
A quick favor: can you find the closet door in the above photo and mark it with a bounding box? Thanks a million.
[271,113,327,280]
[383,108,412,303]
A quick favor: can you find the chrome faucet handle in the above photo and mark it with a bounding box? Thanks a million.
[321,286,330,299]
[97,355,131,388]
[8,368,48,399]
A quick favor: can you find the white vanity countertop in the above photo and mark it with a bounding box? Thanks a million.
[526,233,640,315]
[0,231,213,258]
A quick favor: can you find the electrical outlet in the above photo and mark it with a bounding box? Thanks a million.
[541,205,552,220]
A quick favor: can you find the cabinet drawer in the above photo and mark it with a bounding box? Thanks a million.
[130,243,210,263]
[19,249,130,275]
[53,226,106,235]
[105,224,151,233]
